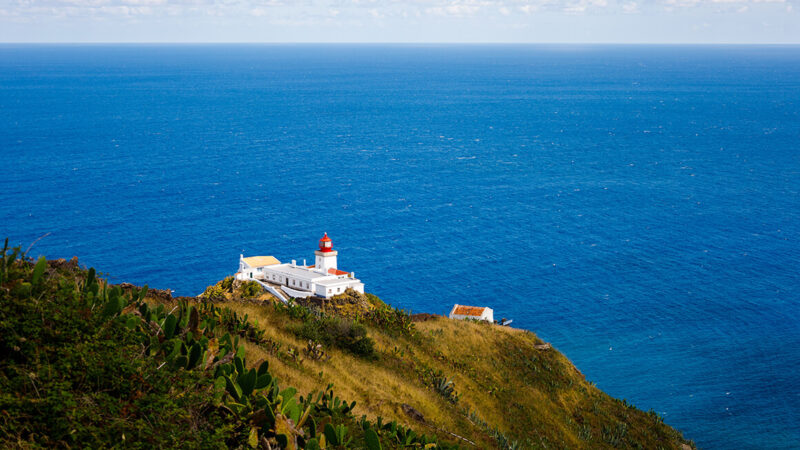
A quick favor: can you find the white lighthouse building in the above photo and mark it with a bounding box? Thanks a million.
[235,233,365,299]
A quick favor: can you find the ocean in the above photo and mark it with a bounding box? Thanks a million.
[1,44,798,448]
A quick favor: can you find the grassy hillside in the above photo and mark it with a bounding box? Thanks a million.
[0,244,694,449]
[199,279,693,449]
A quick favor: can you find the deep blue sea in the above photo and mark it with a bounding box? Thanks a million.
[1,44,799,448]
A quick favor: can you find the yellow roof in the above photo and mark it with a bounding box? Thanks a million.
[242,256,281,267]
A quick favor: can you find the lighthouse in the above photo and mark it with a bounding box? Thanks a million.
[235,232,364,298]
[314,232,338,274]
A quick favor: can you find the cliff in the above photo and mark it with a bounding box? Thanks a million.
[0,244,694,449]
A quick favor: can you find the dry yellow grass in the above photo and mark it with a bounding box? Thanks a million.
[207,298,693,449]
[229,303,471,442]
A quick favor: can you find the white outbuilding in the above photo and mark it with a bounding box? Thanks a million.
[449,304,494,322]
[235,233,365,299]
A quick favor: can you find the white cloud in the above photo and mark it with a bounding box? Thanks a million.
[123,0,168,5]
[425,3,481,17]
[622,1,638,12]
[3,0,800,24]
[664,0,790,6]
[561,0,608,14]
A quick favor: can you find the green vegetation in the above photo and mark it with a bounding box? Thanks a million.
[0,241,695,448]
[294,312,376,358]
[431,373,459,404]
[0,242,452,449]
[1,244,228,447]
[200,276,271,302]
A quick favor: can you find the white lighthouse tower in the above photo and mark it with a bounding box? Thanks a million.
[314,232,338,274]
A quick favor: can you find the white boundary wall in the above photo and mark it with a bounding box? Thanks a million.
[252,280,288,303]
[282,286,314,299]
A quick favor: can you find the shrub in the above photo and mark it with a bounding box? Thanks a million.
[366,304,415,335]
[304,340,331,361]
[431,372,459,404]
[201,283,225,300]
[365,293,386,307]
[219,276,234,291]
[237,280,262,298]
[298,316,375,358]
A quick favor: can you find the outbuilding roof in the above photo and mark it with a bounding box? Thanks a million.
[451,305,488,317]
[242,256,281,267]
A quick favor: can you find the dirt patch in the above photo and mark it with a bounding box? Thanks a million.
[401,403,426,423]
[410,313,441,322]
[47,256,80,271]
[118,282,173,302]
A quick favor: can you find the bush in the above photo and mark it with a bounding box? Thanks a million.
[367,304,415,335]
[219,276,234,291]
[237,280,262,298]
[298,316,375,358]
[365,293,386,307]
[201,283,225,300]
[432,372,459,404]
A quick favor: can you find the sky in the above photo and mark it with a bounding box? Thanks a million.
[0,0,799,43]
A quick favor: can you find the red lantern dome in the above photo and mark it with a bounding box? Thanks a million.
[318,232,333,252]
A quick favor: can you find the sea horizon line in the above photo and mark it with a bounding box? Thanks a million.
[2,41,800,46]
